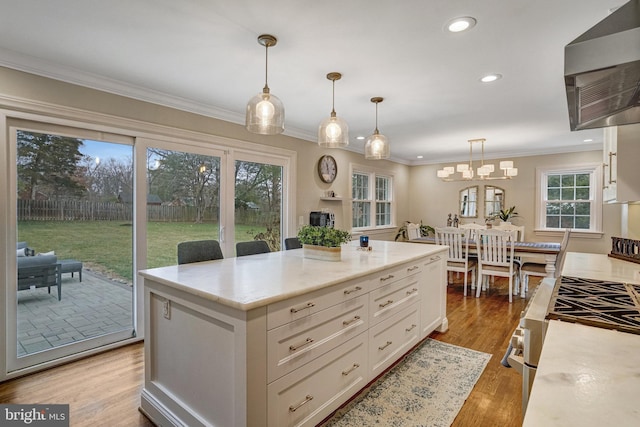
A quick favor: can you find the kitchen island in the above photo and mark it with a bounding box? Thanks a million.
[138,240,448,427]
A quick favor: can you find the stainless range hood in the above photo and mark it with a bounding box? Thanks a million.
[565,0,640,131]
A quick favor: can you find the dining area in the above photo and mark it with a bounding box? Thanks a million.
[408,222,568,303]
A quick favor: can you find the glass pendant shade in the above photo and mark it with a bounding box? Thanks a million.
[364,97,389,160]
[246,89,284,134]
[245,34,285,135]
[364,131,390,160]
[318,114,349,147]
[318,72,349,147]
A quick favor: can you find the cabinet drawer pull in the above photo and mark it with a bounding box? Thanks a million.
[405,324,417,332]
[290,302,315,313]
[289,395,314,412]
[428,255,441,263]
[378,340,392,351]
[342,315,361,326]
[289,338,314,352]
[342,363,360,376]
[380,274,395,282]
[344,286,362,295]
[379,300,393,308]
[406,288,418,296]
[407,265,419,272]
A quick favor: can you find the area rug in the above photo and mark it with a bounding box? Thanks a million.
[320,338,491,427]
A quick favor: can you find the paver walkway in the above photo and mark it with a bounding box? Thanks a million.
[16,270,133,356]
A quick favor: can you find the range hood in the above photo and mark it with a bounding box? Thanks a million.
[565,0,640,131]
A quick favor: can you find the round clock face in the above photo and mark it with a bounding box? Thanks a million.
[318,155,337,183]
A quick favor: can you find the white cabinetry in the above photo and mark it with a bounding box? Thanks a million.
[140,243,448,427]
[603,124,640,203]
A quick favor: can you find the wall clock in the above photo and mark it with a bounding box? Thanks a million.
[318,155,337,183]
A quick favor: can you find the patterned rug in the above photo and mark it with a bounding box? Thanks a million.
[320,339,491,427]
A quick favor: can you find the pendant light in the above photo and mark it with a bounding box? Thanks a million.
[246,34,284,135]
[364,97,390,160]
[318,72,349,148]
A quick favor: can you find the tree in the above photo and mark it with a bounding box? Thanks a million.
[17,130,85,200]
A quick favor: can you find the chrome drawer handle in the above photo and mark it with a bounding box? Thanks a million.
[380,274,395,282]
[407,266,419,272]
[289,338,314,352]
[344,286,362,295]
[342,363,360,376]
[406,288,418,296]
[429,255,441,262]
[342,315,361,326]
[379,300,393,308]
[378,340,392,351]
[290,302,315,313]
[405,324,417,332]
[289,395,314,412]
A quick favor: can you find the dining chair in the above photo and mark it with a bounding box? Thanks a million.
[236,240,271,257]
[406,223,421,240]
[476,229,519,303]
[458,222,487,241]
[284,237,302,250]
[520,229,571,296]
[177,240,224,264]
[435,226,477,296]
[492,223,525,279]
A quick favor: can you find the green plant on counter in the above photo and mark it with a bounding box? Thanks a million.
[395,221,435,241]
[297,225,352,247]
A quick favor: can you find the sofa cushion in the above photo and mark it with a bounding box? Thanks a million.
[17,254,58,268]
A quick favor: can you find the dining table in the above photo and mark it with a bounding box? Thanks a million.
[410,236,561,277]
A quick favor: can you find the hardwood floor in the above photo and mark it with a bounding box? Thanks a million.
[0,275,538,426]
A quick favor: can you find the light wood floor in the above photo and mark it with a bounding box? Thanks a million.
[0,275,537,426]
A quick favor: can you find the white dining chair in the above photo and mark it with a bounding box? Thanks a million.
[476,229,519,303]
[492,223,525,241]
[435,227,477,296]
[520,229,571,296]
[458,222,487,241]
[406,222,421,240]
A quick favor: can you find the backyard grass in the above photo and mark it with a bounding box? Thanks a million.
[18,221,270,282]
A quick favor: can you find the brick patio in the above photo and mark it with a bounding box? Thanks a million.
[16,270,133,356]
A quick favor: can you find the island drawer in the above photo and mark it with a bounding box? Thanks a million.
[368,260,423,292]
[267,277,369,330]
[267,332,368,427]
[267,295,369,382]
[369,301,420,378]
[369,274,421,326]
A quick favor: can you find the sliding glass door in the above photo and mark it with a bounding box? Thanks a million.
[9,122,135,371]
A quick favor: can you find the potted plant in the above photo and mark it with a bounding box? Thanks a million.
[490,206,519,224]
[395,221,435,241]
[297,225,352,261]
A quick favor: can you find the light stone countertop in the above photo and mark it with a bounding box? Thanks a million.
[139,240,448,311]
[523,320,640,427]
[562,252,640,284]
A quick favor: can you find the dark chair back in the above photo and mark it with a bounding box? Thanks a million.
[284,237,302,250]
[236,240,271,257]
[177,240,224,264]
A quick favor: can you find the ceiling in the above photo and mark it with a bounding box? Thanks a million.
[0,0,625,165]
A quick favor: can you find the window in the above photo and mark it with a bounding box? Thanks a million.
[352,168,394,230]
[536,164,602,233]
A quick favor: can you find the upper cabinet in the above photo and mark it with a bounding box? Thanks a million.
[603,125,640,203]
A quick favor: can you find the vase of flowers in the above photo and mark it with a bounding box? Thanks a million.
[297,225,352,261]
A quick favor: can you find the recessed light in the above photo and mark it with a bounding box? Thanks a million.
[446,16,477,33]
[480,73,502,83]
[417,155,424,159]
[583,138,593,142]
[356,136,365,140]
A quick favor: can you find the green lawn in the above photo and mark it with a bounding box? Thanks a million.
[18,221,269,282]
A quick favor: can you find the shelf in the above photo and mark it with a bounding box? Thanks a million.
[320,197,344,201]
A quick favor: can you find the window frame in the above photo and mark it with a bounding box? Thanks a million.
[535,163,603,236]
[350,164,395,232]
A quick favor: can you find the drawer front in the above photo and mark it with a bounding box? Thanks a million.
[268,295,369,382]
[268,332,368,427]
[369,275,420,326]
[267,277,369,330]
[369,261,423,292]
[369,302,421,378]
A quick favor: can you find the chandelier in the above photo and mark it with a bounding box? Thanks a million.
[437,138,518,181]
